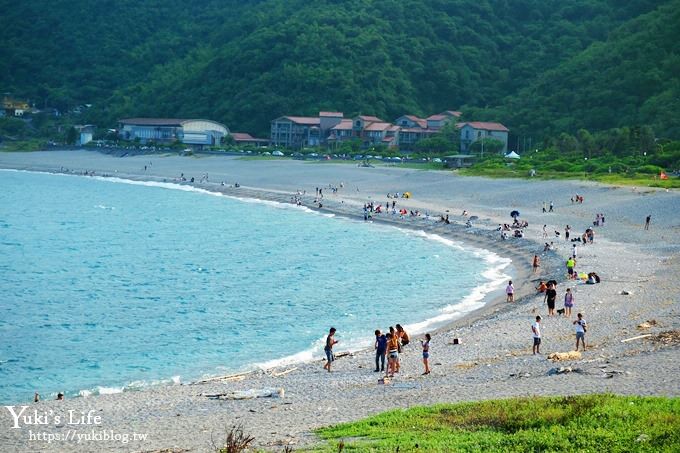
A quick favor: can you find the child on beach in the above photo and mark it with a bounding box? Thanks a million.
[532,316,542,355]
[323,327,338,372]
[564,288,574,317]
[532,255,540,273]
[421,333,431,375]
[573,313,587,351]
[506,280,515,302]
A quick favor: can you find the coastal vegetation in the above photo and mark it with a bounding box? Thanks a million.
[312,394,680,452]
[1,0,678,141]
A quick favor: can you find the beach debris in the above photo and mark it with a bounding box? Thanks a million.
[378,377,391,385]
[271,367,298,377]
[509,372,531,378]
[193,371,251,384]
[620,290,633,295]
[621,334,653,343]
[649,330,680,345]
[449,338,461,345]
[637,320,657,330]
[547,366,582,375]
[205,387,284,400]
[547,351,582,361]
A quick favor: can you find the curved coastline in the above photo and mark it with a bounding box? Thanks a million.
[1,167,528,394]
[1,151,677,453]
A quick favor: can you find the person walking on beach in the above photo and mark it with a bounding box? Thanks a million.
[542,224,548,238]
[323,327,338,372]
[566,257,575,279]
[572,243,578,260]
[532,316,542,355]
[573,313,587,351]
[542,201,547,213]
[564,288,574,317]
[374,330,387,372]
[386,332,400,377]
[645,215,651,230]
[421,333,431,375]
[506,280,515,302]
[544,283,557,316]
[549,201,554,212]
[532,255,540,273]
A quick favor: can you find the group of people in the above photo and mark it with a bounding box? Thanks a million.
[532,312,587,354]
[323,325,432,376]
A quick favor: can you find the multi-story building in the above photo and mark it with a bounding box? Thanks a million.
[459,122,509,153]
[270,116,322,149]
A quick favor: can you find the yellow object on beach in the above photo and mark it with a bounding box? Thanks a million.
[403,192,411,198]
[578,273,588,280]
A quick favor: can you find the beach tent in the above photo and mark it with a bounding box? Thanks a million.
[505,151,520,159]
[402,192,412,198]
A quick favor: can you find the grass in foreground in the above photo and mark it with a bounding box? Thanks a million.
[311,394,680,452]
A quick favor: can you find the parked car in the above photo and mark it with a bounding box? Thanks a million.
[272,150,284,156]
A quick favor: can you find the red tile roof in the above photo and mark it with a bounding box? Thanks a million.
[231,132,254,140]
[426,114,447,121]
[459,121,509,132]
[319,111,343,117]
[364,122,392,131]
[357,115,383,122]
[282,116,321,125]
[331,119,353,130]
[440,110,462,117]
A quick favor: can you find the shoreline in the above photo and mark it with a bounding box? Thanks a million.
[0,166,531,399]
[0,150,678,452]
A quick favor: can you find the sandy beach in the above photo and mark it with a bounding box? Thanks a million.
[1,150,679,452]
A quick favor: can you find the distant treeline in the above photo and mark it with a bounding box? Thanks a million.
[0,0,677,139]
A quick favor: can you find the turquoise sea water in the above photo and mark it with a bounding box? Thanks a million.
[0,170,509,403]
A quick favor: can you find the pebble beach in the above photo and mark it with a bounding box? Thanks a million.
[1,150,679,452]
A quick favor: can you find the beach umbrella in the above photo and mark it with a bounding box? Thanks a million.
[510,210,520,218]
[505,151,520,159]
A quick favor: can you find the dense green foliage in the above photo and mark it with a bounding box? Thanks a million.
[313,394,680,451]
[1,0,677,139]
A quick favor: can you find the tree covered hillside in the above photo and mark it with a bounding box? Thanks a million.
[0,0,676,138]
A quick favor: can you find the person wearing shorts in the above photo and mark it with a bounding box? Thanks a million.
[323,327,338,372]
[386,333,399,377]
[573,313,587,351]
[421,333,431,375]
[532,316,542,354]
[544,283,557,316]
[564,288,574,317]
[506,280,515,302]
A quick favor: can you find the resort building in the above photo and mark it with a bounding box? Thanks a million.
[74,124,96,145]
[459,122,509,153]
[270,116,321,149]
[231,132,269,147]
[118,118,229,147]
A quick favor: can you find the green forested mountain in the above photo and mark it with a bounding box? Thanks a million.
[1,0,677,138]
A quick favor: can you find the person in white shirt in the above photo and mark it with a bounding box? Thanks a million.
[532,316,542,355]
[573,313,587,351]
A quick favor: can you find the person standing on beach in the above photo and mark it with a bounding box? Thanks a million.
[542,201,547,213]
[421,333,431,375]
[374,330,387,372]
[544,283,557,316]
[549,201,554,212]
[542,224,548,238]
[573,313,587,351]
[645,215,651,230]
[396,324,410,348]
[532,255,540,273]
[386,332,400,377]
[572,244,578,260]
[566,257,575,279]
[506,280,515,302]
[564,288,574,317]
[323,327,338,372]
[565,225,570,241]
[532,316,542,355]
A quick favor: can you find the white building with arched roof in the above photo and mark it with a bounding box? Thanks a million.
[118,118,229,147]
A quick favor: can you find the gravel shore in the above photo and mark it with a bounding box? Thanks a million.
[1,150,678,452]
